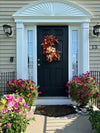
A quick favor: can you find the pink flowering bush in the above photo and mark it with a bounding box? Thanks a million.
[0,94,28,114]
[0,111,35,133]
[7,79,41,110]
[0,94,35,133]
[67,72,100,106]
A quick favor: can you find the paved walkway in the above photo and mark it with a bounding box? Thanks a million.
[25,106,97,133]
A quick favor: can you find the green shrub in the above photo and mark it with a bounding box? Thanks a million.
[88,106,100,133]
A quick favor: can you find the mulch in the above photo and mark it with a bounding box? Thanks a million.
[34,105,76,117]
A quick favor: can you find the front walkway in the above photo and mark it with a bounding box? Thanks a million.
[25,106,97,133]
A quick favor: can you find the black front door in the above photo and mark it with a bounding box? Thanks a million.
[37,26,68,96]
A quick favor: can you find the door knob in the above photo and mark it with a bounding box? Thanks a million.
[38,64,40,66]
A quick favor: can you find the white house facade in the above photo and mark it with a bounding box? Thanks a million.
[1,0,100,105]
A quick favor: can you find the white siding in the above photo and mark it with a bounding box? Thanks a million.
[69,0,100,71]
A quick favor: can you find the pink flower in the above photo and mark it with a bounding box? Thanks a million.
[1,109,8,113]
[24,104,28,109]
[31,81,34,83]
[39,91,42,94]
[6,95,15,102]
[77,91,80,93]
[17,97,22,102]
[7,81,9,85]
[12,88,15,90]
[30,89,34,91]
[5,95,11,100]
[13,108,19,113]
[0,128,2,131]
[8,123,11,128]
[6,101,14,108]
[3,124,7,127]
[15,81,18,85]
[14,102,19,108]
[19,78,22,80]
[80,90,84,92]
[10,96,15,101]
[89,93,92,96]
[29,95,32,98]
[21,83,24,85]
[81,85,85,88]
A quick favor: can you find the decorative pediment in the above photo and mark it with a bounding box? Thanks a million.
[13,0,92,18]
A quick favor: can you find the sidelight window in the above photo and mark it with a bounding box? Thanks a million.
[27,30,33,80]
[72,30,78,77]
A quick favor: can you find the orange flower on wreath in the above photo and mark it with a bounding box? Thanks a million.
[41,35,60,62]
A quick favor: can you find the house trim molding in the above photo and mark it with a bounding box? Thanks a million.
[13,0,92,20]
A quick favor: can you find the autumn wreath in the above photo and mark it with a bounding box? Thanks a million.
[41,35,60,62]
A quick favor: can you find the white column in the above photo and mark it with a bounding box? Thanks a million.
[79,23,89,74]
[16,23,28,79]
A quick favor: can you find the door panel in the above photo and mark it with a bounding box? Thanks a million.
[37,26,68,96]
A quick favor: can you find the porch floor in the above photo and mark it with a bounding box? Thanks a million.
[25,106,97,133]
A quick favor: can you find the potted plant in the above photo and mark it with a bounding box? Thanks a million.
[7,79,41,110]
[88,106,100,133]
[0,94,35,133]
[67,72,100,108]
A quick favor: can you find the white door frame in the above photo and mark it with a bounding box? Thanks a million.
[16,23,89,82]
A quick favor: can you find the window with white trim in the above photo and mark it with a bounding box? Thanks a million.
[72,30,78,77]
[27,30,33,80]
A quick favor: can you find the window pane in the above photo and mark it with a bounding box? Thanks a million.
[72,30,78,77]
[27,30,33,80]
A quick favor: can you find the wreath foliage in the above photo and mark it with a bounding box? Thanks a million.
[41,35,60,62]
